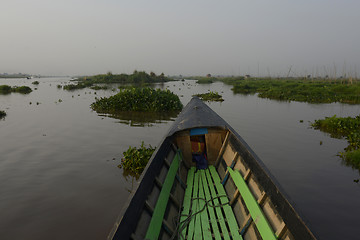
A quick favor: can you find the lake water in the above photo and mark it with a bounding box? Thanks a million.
[0,78,359,239]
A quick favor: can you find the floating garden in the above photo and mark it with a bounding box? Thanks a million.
[231,79,360,104]
[0,85,32,94]
[194,91,224,102]
[192,76,360,104]
[63,71,173,91]
[91,87,183,113]
[312,115,360,172]
[118,142,156,175]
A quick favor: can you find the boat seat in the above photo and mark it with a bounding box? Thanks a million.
[180,166,243,240]
[227,167,277,240]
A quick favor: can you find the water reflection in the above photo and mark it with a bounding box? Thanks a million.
[122,169,140,193]
[97,111,179,127]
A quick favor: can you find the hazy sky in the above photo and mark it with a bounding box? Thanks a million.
[1,0,360,77]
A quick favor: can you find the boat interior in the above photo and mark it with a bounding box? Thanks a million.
[111,127,314,240]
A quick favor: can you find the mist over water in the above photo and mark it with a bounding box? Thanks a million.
[0,78,359,239]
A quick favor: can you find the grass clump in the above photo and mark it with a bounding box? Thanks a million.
[194,91,224,102]
[91,87,183,113]
[0,110,6,119]
[118,142,156,175]
[312,115,360,171]
[0,85,32,94]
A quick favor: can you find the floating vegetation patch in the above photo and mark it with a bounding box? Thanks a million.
[118,142,156,175]
[194,91,224,102]
[312,115,360,172]
[32,81,39,85]
[193,76,360,104]
[91,87,183,112]
[194,76,245,84]
[339,150,360,171]
[0,110,6,119]
[0,85,32,94]
[90,85,108,90]
[63,81,93,90]
[63,71,170,91]
[196,77,216,84]
[78,70,172,84]
[231,79,360,104]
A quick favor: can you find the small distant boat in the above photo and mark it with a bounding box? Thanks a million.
[108,97,316,240]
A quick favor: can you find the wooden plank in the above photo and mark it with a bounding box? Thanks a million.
[215,131,230,167]
[275,222,287,239]
[209,166,243,240]
[229,189,240,206]
[205,132,224,164]
[176,135,192,167]
[227,168,277,240]
[180,167,195,238]
[145,152,181,240]
[198,170,212,239]
[200,170,222,240]
[205,169,230,240]
[188,170,200,240]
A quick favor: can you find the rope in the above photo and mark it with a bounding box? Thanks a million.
[170,195,230,240]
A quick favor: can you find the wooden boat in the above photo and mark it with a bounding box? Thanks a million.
[108,97,316,240]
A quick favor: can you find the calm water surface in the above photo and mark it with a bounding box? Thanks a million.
[0,78,359,239]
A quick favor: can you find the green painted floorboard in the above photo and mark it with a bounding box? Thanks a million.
[228,167,277,240]
[145,152,180,240]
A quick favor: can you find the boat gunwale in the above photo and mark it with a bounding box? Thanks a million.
[226,130,317,240]
[107,136,173,240]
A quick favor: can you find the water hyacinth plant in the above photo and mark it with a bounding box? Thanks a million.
[312,115,360,171]
[0,85,32,94]
[194,91,224,102]
[118,142,156,175]
[91,87,183,113]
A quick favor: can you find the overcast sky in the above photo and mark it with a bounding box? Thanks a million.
[1,0,360,77]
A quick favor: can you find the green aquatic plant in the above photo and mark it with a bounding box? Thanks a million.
[78,71,172,84]
[63,81,93,90]
[312,115,360,171]
[232,79,360,104]
[90,85,108,90]
[194,91,224,102]
[339,150,360,171]
[91,87,183,113]
[118,142,156,175]
[0,110,6,119]
[0,85,12,94]
[13,86,32,94]
[0,85,32,94]
[194,76,360,104]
